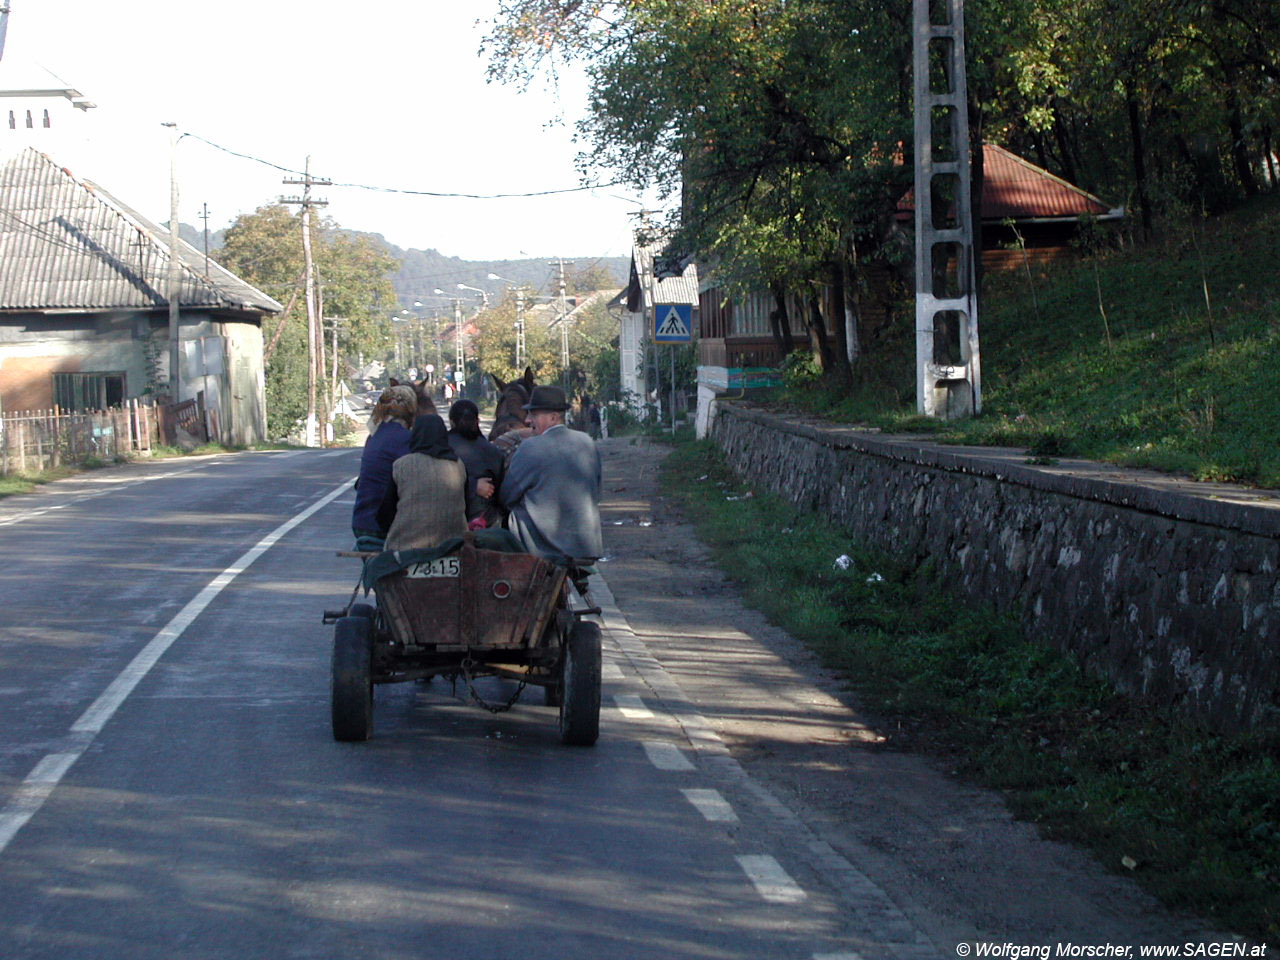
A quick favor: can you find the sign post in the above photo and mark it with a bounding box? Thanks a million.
[653,303,693,433]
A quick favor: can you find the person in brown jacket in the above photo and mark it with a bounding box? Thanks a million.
[377,415,468,551]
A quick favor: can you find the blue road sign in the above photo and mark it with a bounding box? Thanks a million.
[654,303,693,343]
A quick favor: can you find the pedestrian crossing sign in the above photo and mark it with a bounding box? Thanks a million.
[654,303,693,343]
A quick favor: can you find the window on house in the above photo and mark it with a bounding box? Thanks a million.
[24,110,33,129]
[52,372,127,412]
[42,109,50,128]
[7,111,14,130]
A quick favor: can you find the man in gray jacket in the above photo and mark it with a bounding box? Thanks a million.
[499,385,603,561]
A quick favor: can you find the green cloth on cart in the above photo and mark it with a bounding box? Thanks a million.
[361,528,560,590]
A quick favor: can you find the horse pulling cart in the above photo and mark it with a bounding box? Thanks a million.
[323,530,602,745]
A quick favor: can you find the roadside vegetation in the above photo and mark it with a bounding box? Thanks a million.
[779,190,1280,487]
[662,439,1280,939]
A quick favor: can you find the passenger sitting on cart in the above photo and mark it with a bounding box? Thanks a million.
[351,384,418,545]
[446,399,505,529]
[376,414,468,551]
[498,385,603,567]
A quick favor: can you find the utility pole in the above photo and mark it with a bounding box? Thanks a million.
[913,0,980,418]
[162,122,181,404]
[515,288,526,369]
[198,202,211,277]
[453,298,465,393]
[550,258,574,387]
[0,3,12,63]
[327,316,344,416]
[281,158,331,447]
[316,269,329,437]
[431,313,442,383]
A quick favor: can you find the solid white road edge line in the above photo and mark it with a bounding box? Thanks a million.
[736,854,807,904]
[0,478,354,857]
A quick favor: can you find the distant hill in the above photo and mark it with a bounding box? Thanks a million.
[370,234,628,310]
[177,222,227,256]
[177,222,628,308]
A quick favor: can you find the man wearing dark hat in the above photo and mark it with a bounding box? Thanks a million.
[499,384,603,562]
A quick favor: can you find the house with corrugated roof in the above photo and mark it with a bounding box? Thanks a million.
[899,143,1125,270]
[0,147,281,444]
[689,143,1123,435]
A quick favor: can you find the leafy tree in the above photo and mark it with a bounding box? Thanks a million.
[470,288,621,397]
[215,204,397,438]
[488,0,913,381]
[488,0,1280,397]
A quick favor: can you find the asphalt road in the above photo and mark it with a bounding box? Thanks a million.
[0,447,904,960]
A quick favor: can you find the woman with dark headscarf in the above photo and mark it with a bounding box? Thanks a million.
[447,399,505,528]
[377,415,468,551]
[351,384,418,543]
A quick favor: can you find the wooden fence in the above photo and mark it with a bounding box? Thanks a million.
[0,399,162,476]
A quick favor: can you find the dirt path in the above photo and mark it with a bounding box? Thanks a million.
[594,436,1228,953]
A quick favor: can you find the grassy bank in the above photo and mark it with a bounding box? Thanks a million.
[784,190,1280,488]
[662,439,1279,938]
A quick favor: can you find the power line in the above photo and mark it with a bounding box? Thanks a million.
[182,131,625,200]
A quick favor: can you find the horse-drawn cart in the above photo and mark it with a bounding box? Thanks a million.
[323,530,601,745]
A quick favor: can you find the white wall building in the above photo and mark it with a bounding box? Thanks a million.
[616,236,698,416]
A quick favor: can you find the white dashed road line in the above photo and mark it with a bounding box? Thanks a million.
[0,478,355,856]
[590,574,943,959]
[736,854,807,904]
[681,787,738,822]
[642,741,695,771]
[613,693,653,719]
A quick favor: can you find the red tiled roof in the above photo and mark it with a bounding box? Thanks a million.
[981,144,1115,219]
[899,144,1120,221]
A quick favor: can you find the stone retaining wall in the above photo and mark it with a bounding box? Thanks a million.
[710,402,1280,731]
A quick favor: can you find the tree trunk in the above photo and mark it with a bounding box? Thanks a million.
[1125,81,1153,240]
[805,285,833,374]
[844,238,863,365]
[1051,98,1080,186]
[1264,125,1277,187]
[768,281,795,355]
[826,261,852,383]
[1228,95,1260,196]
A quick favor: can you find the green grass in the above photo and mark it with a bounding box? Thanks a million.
[783,190,1280,487]
[663,439,1280,938]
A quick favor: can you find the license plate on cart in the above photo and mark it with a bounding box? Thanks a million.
[405,556,461,578]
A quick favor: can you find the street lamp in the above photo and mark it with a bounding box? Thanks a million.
[457,282,489,308]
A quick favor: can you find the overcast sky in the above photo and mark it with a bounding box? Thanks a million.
[3,0,653,261]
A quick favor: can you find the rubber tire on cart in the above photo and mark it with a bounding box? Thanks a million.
[331,616,374,742]
[349,601,376,624]
[558,620,601,746]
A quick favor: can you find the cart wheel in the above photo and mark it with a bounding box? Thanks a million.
[559,620,601,746]
[331,616,374,742]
